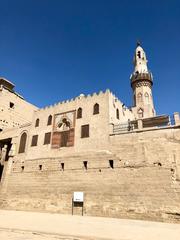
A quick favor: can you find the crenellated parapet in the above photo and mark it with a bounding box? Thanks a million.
[37,89,111,113]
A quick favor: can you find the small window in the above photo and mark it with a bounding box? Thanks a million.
[21,166,24,172]
[47,115,52,125]
[133,94,136,106]
[83,161,88,170]
[93,103,99,115]
[145,92,149,103]
[10,102,14,108]
[137,51,141,58]
[39,165,42,170]
[116,109,119,119]
[81,124,89,138]
[138,108,144,118]
[18,132,27,153]
[35,118,39,127]
[31,135,38,147]
[109,160,114,169]
[44,132,51,145]
[77,108,82,119]
[61,163,64,171]
[137,93,142,103]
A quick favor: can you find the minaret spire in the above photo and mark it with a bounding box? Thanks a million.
[133,43,148,74]
[130,43,156,119]
[136,40,141,47]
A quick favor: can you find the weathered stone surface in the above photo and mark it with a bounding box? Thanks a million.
[0,126,180,223]
[0,45,180,223]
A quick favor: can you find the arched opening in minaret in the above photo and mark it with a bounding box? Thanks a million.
[137,51,141,58]
[137,93,142,103]
[133,94,136,106]
[138,108,144,118]
[145,92,149,103]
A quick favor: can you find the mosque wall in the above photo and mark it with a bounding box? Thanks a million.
[0,125,180,223]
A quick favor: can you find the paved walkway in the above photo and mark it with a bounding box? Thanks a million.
[0,210,180,240]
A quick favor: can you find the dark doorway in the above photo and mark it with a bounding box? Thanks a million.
[0,138,12,162]
[0,164,4,181]
[0,138,12,183]
[60,131,69,147]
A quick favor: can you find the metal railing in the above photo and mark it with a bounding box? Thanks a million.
[112,114,178,135]
[113,121,133,134]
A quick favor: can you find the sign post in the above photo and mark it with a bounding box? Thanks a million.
[72,192,84,216]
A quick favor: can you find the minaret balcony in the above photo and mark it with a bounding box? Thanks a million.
[130,72,153,88]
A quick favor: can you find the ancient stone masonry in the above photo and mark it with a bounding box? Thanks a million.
[0,43,180,223]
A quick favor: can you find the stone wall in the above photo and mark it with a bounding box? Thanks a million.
[0,87,37,130]
[1,126,180,222]
[13,90,133,161]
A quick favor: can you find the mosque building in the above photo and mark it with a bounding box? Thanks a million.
[0,44,180,222]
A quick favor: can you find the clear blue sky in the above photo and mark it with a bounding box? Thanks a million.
[0,0,179,115]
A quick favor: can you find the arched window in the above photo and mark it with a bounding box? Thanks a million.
[137,51,141,58]
[35,118,39,127]
[145,92,149,103]
[116,109,119,119]
[93,103,99,115]
[138,108,144,118]
[18,132,27,153]
[134,94,136,106]
[77,108,82,119]
[47,115,52,125]
[137,93,142,103]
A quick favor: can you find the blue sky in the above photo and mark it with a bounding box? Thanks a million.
[0,0,179,115]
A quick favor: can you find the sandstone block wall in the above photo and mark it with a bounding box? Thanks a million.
[14,90,133,161]
[0,87,37,130]
[0,126,180,222]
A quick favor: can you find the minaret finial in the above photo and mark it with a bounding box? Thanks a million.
[136,40,141,47]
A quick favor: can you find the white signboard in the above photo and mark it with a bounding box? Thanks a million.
[73,192,84,202]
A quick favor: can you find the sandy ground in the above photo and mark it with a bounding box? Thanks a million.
[0,229,71,240]
[0,210,180,240]
[0,228,93,240]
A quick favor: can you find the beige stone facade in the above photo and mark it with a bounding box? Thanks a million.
[131,44,155,118]
[0,77,38,131]
[0,44,180,223]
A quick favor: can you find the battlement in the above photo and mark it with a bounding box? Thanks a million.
[36,89,112,112]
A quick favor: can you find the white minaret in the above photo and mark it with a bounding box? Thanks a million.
[133,43,148,74]
[130,42,156,119]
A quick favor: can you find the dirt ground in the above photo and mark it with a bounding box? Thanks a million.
[0,210,180,240]
[0,228,93,240]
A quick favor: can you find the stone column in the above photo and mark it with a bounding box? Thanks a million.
[0,145,7,165]
[137,119,143,130]
[0,141,16,194]
[174,112,180,126]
